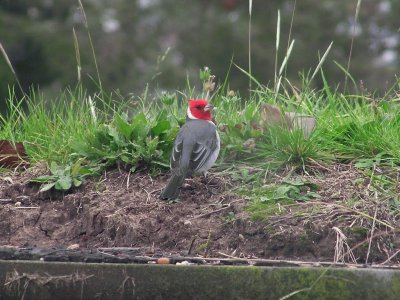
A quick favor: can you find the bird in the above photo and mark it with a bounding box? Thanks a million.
[160,99,220,200]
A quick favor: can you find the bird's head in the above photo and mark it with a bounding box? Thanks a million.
[187,99,214,121]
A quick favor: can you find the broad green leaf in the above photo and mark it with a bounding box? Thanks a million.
[156,109,168,121]
[355,159,374,169]
[152,160,170,168]
[131,112,148,139]
[55,176,72,191]
[71,158,84,177]
[107,125,123,146]
[73,178,82,187]
[50,161,64,176]
[31,175,57,183]
[305,192,321,198]
[79,167,96,176]
[40,182,56,192]
[70,141,89,156]
[151,120,171,135]
[115,114,133,140]
[274,185,299,199]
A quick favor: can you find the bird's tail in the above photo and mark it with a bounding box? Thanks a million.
[160,174,185,200]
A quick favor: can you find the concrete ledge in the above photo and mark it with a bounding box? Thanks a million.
[1,260,400,299]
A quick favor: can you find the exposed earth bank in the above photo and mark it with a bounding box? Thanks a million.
[0,165,398,265]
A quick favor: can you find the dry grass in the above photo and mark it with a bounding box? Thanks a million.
[5,270,93,300]
[257,163,399,264]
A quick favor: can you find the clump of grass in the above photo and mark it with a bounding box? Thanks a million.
[0,87,106,163]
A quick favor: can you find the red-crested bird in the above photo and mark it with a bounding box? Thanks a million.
[160,99,220,200]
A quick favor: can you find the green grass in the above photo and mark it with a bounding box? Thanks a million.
[1,67,400,231]
[1,78,400,173]
[1,1,400,220]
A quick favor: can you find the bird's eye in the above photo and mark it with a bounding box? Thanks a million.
[196,105,202,109]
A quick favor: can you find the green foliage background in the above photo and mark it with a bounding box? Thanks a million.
[1,0,399,105]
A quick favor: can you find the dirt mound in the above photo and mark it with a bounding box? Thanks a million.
[0,169,268,259]
[0,165,398,264]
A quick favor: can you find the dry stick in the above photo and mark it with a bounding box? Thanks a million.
[279,267,331,300]
[0,199,13,203]
[308,158,334,172]
[105,205,131,217]
[187,237,196,256]
[186,199,244,221]
[365,203,378,264]
[14,206,40,209]
[310,201,394,230]
[215,251,240,259]
[350,231,397,253]
[126,169,131,190]
[381,248,400,265]
[143,188,151,204]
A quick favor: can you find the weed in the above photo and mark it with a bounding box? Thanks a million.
[31,159,98,192]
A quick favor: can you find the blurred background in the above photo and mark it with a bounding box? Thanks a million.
[0,0,399,104]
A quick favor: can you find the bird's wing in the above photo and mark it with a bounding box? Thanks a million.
[189,134,219,173]
[170,121,219,175]
[171,132,184,171]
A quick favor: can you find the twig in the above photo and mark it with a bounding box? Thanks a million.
[0,199,13,203]
[309,201,394,230]
[279,267,331,300]
[381,248,400,265]
[215,251,240,259]
[187,237,196,256]
[126,169,131,190]
[279,288,311,300]
[350,231,396,253]
[142,188,151,204]
[186,199,244,221]
[14,206,40,209]
[308,158,334,172]
[365,202,378,264]
[105,205,131,217]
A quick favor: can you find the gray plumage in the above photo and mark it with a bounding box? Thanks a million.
[160,119,220,200]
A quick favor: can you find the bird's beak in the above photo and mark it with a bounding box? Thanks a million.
[204,104,214,111]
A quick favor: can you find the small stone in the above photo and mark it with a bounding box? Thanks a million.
[67,243,80,250]
[14,202,21,207]
[2,176,13,184]
[176,261,193,266]
[227,90,235,97]
[156,257,170,265]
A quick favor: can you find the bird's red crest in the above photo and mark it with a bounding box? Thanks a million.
[187,99,212,121]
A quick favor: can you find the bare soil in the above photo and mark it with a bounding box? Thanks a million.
[0,164,399,265]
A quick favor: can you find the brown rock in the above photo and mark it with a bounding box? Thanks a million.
[0,140,29,168]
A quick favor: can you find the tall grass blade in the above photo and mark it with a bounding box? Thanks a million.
[311,41,333,80]
[248,0,253,94]
[278,40,295,77]
[275,39,295,95]
[234,63,263,90]
[274,10,281,87]
[344,0,362,91]
[87,95,97,124]
[334,60,357,90]
[72,28,82,83]
[0,42,26,96]
[77,0,103,91]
